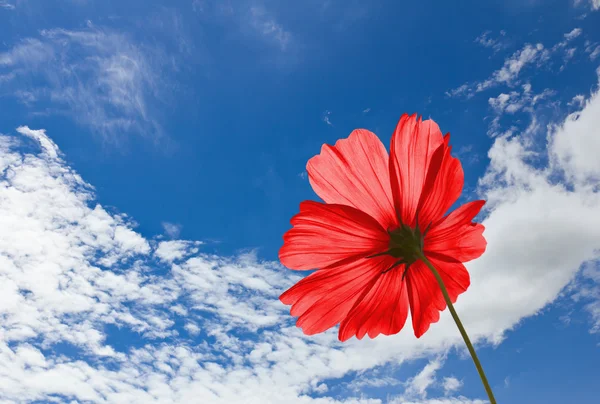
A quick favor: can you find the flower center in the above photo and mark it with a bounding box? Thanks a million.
[385,223,425,265]
[367,216,432,275]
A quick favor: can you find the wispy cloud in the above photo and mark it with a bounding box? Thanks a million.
[488,85,554,116]
[322,110,333,126]
[389,358,483,404]
[454,144,480,165]
[448,29,583,98]
[477,43,548,91]
[563,27,583,41]
[584,40,600,60]
[0,0,15,9]
[0,27,171,143]
[248,6,291,51]
[193,1,293,54]
[403,358,443,400]
[446,43,548,98]
[568,94,586,108]
[485,83,556,138]
[474,30,508,54]
[161,221,182,238]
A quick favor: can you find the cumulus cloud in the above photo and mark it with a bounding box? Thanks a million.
[2,75,600,401]
[0,27,171,142]
[154,240,201,263]
[550,71,600,186]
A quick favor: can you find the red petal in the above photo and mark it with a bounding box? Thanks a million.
[307,129,397,229]
[280,255,395,336]
[338,264,409,341]
[389,114,445,226]
[406,256,470,338]
[279,201,389,270]
[424,200,487,263]
[417,134,464,227]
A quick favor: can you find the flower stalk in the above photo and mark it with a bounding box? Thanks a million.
[415,250,497,404]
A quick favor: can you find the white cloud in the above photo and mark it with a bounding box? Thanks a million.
[442,377,463,395]
[563,28,582,41]
[486,85,555,137]
[161,221,182,238]
[474,30,507,53]
[402,358,443,400]
[584,41,600,60]
[576,0,600,10]
[489,92,520,113]
[568,94,585,108]
[3,76,600,401]
[155,240,201,263]
[550,77,600,185]
[478,43,548,91]
[0,27,169,141]
[388,360,480,404]
[184,322,201,335]
[448,43,548,97]
[450,28,583,97]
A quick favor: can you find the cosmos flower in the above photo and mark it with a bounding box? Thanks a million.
[279,113,487,342]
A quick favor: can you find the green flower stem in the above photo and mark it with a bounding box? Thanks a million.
[415,250,497,404]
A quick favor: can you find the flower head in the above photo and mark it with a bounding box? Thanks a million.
[279,113,487,341]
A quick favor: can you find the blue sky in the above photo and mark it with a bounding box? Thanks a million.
[0,0,600,403]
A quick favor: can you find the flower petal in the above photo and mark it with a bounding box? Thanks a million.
[424,200,486,263]
[307,129,397,229]
[417,134,464,227]
[280,255,396,336]
[389,114,445,226]
[406,256,470,338]
[279,201,389,270]
[338,264,409,341]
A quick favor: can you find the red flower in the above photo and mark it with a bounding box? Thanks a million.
[279,113,487,341]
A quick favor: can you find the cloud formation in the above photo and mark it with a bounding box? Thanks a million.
[0,27,170,142]
[447,29,583,98]
[1,74,600,403]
